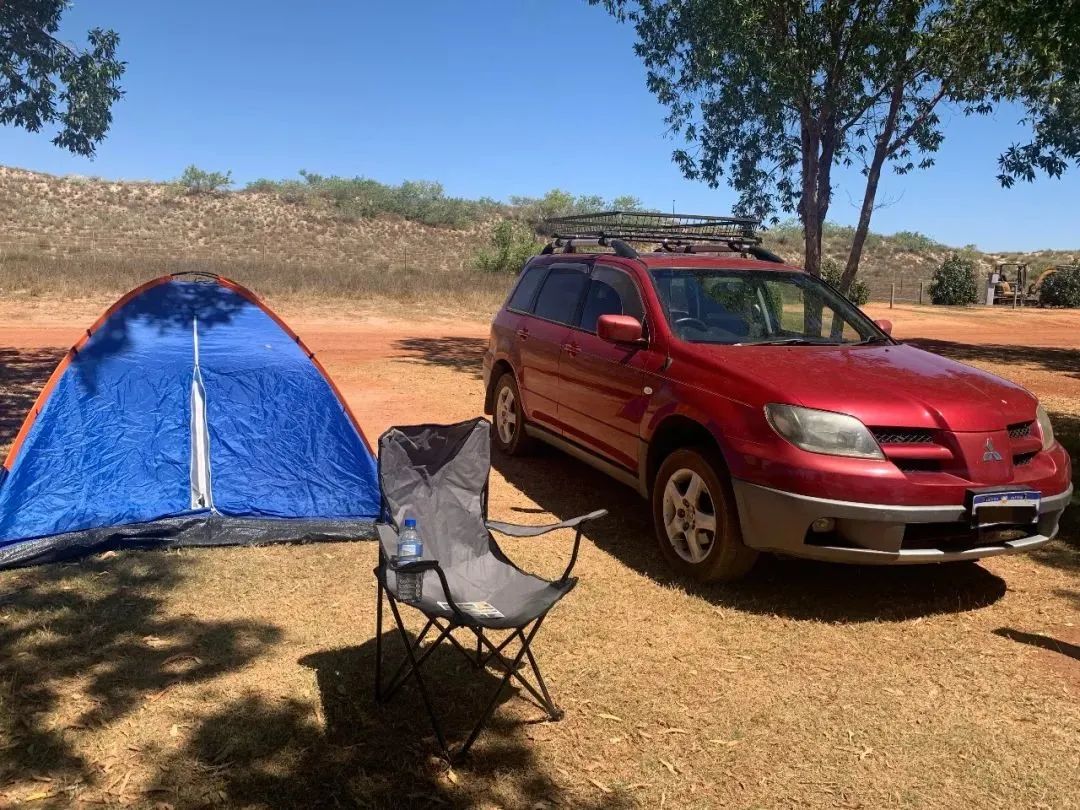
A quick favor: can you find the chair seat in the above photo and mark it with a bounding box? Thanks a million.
[379,564,577,629]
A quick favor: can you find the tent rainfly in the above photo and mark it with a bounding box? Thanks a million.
[0,273,380,569]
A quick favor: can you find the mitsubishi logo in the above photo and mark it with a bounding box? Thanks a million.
[982,438,1003,462]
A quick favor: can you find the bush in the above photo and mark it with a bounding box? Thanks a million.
[820,258,870,306]
[1040,266,1080,307]
[176,165,232,194]
[928,253,979,305]
[245,172,498,228]
[473,220,540,274]
[511,189,644,224]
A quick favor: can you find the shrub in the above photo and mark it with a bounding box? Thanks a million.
[890,230,942,252]
[176,165,232,194]
[928,253,979,305]
[820,258,870,306]
[511,189,644,224]
[1040,266,1080,308]
[473,220,540,274]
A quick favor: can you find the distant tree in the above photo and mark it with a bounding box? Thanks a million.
[590,0,1080,296]
[176,165,232,194]
[929,253,979,305]
[1040,266,1080,308]
[0,0,124,156]
[611,194,644,211]
[473,220,541,274]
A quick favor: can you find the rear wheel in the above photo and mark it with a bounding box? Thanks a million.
[491,372,534,455]
[652,447,758,582]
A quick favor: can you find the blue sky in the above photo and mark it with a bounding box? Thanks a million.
[1,0,1076,251]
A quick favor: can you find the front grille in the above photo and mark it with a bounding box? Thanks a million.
[1008,421,1033,439]
[894,459,942,473]
[872,428,934,444]
[1013,451,1037,466]
[902,522,1033,551]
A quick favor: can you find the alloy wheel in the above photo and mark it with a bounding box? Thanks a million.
[495,385,517,445]
[661,468,718,563]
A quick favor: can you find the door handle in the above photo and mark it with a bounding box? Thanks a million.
[516,328,529,341]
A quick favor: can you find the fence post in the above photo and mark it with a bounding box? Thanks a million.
[919,281,924,305]
[890,283,896,309]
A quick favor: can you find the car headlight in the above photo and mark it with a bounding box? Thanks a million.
[1036,404,1056,451]
[765,404,885,459]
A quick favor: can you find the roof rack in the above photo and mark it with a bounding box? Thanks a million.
[540,210,782,263]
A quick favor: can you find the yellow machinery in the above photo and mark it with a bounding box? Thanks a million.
[985,263,1067,307]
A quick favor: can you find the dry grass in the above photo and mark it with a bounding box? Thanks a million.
[0,304,1077,809]
[2,166,1076,312]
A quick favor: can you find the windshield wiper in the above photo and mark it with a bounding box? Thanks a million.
[740,337,825,346]
[854,335,892,345]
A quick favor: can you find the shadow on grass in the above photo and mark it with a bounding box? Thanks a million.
[155,631,633,809]
[908,338,1080,379]
[0,346,67,449]
[392,336,487,380]
[993,627,1080,662]
[493,446,1007,623]
[0,553,282,790]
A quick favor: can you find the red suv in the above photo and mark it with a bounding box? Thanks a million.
[482,214,1072,581]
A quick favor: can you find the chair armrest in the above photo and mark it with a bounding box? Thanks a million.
[486,509,608,538]
[375,523,470,624]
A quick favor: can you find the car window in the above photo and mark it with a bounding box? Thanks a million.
[506,265,546,313]
[578,267,646,332]
[650,268,879,345]
[532,266,589,325]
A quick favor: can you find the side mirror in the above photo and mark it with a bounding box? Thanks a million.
[597,314,644,344]
[874,319,893,336]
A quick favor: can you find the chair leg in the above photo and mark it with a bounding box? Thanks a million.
[383,620,450,700]
[375,579,384,702]
[523,640,563,720]
[385,596,450,758]
[455,616,546,762]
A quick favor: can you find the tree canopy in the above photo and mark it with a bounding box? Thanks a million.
[591,0,1079,287]
[0,0,124,156]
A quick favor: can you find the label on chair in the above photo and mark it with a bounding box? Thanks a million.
[439,601,504,619]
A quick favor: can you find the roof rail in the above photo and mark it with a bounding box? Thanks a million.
[539,210,781,262]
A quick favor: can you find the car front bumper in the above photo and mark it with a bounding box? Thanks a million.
[731,479,1074,564]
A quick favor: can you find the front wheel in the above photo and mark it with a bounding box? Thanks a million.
[491,372,534,455]
[651,447,758,582]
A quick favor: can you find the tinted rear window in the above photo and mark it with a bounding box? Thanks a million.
[507,265,546,312]
[533,267,589,325]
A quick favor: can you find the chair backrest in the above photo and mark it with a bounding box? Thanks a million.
[378,419,492,567]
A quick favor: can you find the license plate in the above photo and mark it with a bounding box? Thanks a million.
[970,489,1040,527]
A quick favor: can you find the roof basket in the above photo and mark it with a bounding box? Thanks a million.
[539,210,781,262]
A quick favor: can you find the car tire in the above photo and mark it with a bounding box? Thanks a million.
[491,372,534,455]
[652,447,758,582]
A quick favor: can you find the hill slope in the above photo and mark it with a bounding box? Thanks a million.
[0,166,1073,311]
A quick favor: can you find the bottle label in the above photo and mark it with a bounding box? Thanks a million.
[398,542,420,558]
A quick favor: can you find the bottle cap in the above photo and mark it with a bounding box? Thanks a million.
[403,518,417,528]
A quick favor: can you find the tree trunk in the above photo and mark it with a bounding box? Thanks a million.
[839,79,905,296]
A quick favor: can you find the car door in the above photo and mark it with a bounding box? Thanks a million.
[515,262,591,433]
[558,264,661,471]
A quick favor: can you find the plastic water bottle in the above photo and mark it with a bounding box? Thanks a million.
[396,518,423,603]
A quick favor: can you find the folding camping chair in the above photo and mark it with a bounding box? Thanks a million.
[373,418,606,762]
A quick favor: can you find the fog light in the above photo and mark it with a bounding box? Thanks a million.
[811,517,835,533]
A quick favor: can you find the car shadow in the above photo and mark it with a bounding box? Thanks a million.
[492,445,1007,624]
[152,630,635,809]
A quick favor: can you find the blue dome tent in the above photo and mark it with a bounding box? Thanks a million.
[0,273,380,569]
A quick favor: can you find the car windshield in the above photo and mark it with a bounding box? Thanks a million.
[649,268,883,346]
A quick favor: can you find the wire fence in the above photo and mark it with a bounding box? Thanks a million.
[864,279,933,306]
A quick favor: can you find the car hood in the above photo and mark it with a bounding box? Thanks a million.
[681,342,1037,432]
